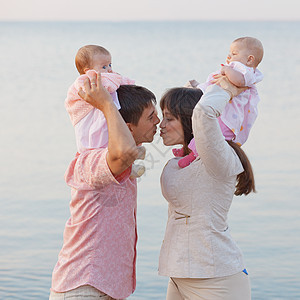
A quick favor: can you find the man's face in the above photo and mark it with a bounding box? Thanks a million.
[129,104,160,145]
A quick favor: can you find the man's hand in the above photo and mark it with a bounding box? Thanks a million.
[78,71,113,111]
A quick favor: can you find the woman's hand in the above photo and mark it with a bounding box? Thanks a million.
[78,71,113,111]
[211,74,248,99]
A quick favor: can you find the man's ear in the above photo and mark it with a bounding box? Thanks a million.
[127,123,134,133]
[247,55,255,66]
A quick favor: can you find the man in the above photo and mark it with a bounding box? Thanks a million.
[49,73,160,300]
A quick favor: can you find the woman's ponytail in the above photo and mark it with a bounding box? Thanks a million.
[227,141,256,196]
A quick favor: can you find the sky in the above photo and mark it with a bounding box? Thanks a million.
[1,0,299,22]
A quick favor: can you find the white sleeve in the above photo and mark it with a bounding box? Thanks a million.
[192,84,244,179]
[229,61,257,86]
[254,68,263,83]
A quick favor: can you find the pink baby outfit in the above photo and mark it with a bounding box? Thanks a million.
[51,148,137,299]
[175,62,263,168]
[199,61,263,146]
[65,70,135,153]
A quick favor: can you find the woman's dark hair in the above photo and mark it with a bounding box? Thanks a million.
[227,140,256,196]
[160,87,203,154]
[117,85,156,125]
[160,87,255,196]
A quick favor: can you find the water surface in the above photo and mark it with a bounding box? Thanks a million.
[0,21,300,299]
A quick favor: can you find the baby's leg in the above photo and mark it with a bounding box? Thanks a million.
[130,145,146,179]
[218,119,235,141]
[178,152,197,168]
[130,164,146,179]
[173,138,198,158]
[172,147,185,157]
[184,79,200,88]
[188,138,198,156]
[136,145,146,160]
[176,138,198,168]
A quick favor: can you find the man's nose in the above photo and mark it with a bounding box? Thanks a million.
[155,115,160,124]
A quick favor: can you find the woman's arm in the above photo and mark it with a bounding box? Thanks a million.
[192,78,245,178]
[78,72,138,176]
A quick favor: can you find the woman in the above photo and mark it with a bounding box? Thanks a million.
[158,77,254,300]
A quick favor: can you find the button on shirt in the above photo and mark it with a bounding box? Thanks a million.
[51,148,137,299]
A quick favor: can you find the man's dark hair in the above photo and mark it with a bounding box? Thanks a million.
[117,85,156,125]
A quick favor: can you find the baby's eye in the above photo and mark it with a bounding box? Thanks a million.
[109,63,112,67]
[102,66,106,69]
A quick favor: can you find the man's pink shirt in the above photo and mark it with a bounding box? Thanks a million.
[51,148,137,299]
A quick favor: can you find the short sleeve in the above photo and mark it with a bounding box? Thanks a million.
[66,148,121,189]
[254,68,263,83]
[229,61,256,86]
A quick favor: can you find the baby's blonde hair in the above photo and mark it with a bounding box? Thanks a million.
[234,37,264,67]
[75,45,110,75]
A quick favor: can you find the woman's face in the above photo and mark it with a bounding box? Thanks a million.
[160,108,185,146]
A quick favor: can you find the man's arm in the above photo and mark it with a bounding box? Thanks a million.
[78,72,138,176]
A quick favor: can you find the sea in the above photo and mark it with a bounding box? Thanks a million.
[0,21,299,299]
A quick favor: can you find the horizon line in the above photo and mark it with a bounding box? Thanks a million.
[1,19,299,23]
